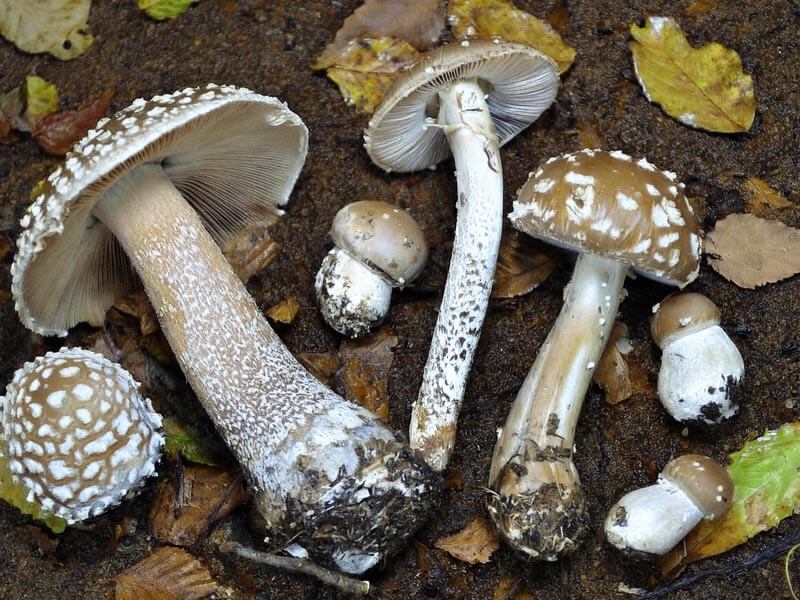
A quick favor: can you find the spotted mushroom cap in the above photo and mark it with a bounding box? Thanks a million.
[1,347,164,523]
[364,40,560,173]
[509,149,703,286]
[331,200,428,286]
[651,292,721,348]
[661,454,733,520]
[12,84,308,337]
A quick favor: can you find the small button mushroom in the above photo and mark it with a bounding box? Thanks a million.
[1,347,163,523]
[604,454,733,557]
[652,292,744,424]
[315,200,428,337]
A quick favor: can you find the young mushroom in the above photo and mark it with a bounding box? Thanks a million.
[652,292,744,424]
[11,85,438,574]
[365,40,560,471]
[487,149,702,560]
[1,347,163,523]
[315,200,428,337]
[604,454,733,557]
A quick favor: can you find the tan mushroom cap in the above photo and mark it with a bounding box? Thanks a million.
[509,149,703,286]
[331,200,428,286]
[364,40,559,173]
[651,292,721,347]
[662,454,733,519]
[12,84,308,337]
[1,347,163,523]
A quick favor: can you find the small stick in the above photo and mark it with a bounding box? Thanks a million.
[219,542,370,596]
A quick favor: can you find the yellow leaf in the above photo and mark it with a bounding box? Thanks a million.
[266,297,300,324]
[449,0,575,73]
[743,176,793,215]
[630,16,755,133]
[24,76,58,128]
[434,516,500,564]
[323,38,422,113]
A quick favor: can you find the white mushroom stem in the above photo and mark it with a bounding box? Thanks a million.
[91,163,435,574]
[487,252,627,559]
[409,77,504,471]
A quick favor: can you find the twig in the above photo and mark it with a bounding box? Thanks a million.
[219,542,370,596]
[786,544,799,600]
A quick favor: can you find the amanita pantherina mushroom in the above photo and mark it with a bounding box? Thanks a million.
[652,292,744,424]
[11,85,438,574]
[604,454,733,556]
[1,347,163,523]
[488,149,702,560]
[315,200,428,337]
[365,40,560,471]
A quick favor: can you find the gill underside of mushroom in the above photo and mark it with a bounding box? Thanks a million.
[91,163,437,574]
[487,252,627,559]
[409,78,504,472]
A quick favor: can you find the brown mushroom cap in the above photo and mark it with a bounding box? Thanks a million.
[331,200,428,286]
[510,149,703,286]
[2,347,163,523]
[11,84,308,337]
[364,40,559,173]
[661,454,733,519]
[651,292,722,348]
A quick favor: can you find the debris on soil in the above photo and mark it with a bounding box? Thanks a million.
[594,321,651,404]
[137,0,202,21]
[435,516,500,564]
[742,176,794,215]
[266,297,300,324]
[222,223,280,284]
[492,229,556,299]
[337,328,399,422]
[32,89,113,156]
[114,545,219,599]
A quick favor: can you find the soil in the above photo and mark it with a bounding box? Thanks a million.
[1,1,799,598]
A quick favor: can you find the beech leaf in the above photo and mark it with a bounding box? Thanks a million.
[742,176,793,216]
[114,546,218,600]
[706,213,800,289]
[630,16,755,133]
[593,321,651,404]
[660,423,800,577]
[137,0,201,20]
[434,516,500,564]
[33,89,113,156]
[449,0,576,73]
[492,230,555,299]
[0,0,94,60]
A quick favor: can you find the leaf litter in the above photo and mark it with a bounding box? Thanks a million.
[114,545,219,600]
[0,0,94,60]
[434,516,500,564]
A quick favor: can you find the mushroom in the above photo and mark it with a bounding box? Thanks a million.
[1,347,163,523]
[651,292,744,424]
[315,200,428,337]
[487,149,702,560]
[604,454,733,557]
[365,40,560,471]
[11,84,438,574]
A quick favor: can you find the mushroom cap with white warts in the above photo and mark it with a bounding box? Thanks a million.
[509,149,702,287]
[364,40,560,173]
[1,347,163,523]
[12,84,308,337]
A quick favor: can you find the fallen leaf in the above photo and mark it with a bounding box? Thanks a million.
[742,176,793,216]
[114,546,218,600]
[336,329,399,422]
[266,297,300,325]
[114,291,160,337]
[492,230,556,299]
[492,576,516,600]
[33,89,113,156]
[449,0,576,73]
[137,0,201,20]
[150,464,247,547]
[163,417,230,467]
[660,423,800,577]
[0,448,67,533]
[593,322,651,404]
[630,16,755,133]
[435,516,500,564]
[26,524,60,554]
[574,119,604,149]
[0,0,94,59]
[313,0,445,69]
[706,213,800,289]
[24,76,59,129]
[685,0,718,16]
[296,351,341,386]
[322,38,422,113]
[222,222,280,283]
[1,84,27,139]
[546,0,570,36]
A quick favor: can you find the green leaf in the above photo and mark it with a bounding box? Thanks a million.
[163,417,228,467]
[0,450,67,533]
[24,76,59,129]
[136,0,201,20]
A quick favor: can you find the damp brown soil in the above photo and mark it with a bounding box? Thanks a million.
[1,1,799,598]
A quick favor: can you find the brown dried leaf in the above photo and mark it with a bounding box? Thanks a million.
[685,0,718,15]
[435,517,500,564]
[546,0,570,35]
[150,464,247,547]
[314,0,445,69]
[593,322,650,405]
[25,525,60,555]
[0,233,12,262]
[114,546,218,600]
[492,576,516,600]
[113,291,160,336]
[297,351,341,386]
[743,176,793,216]
[222,222,280,283]
[706,213,800,289]
[336,329,399,423]
[32,89,113,156]
[266,297,300,325]
[492,230,556,299]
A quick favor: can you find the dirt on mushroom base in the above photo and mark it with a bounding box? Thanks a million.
[0,1,798,599]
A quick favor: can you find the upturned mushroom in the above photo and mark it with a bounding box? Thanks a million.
[1,347,163,523]
[365,40,560,471]
[315,200,428,337]
[652,292,744,424]
[604,454,733,556]
[487,149,702,560]
[11,84,438,574]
